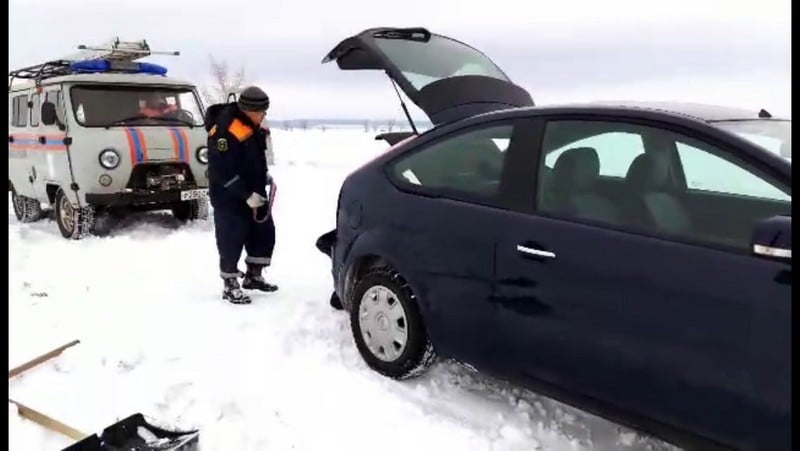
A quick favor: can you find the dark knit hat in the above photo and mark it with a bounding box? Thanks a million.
[237,86,270,112]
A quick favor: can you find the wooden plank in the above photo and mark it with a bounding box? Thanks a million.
[9,398,88,441]
[9,339,80,379]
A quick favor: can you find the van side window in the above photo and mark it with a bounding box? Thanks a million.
[11,95,28,127]
[55,90,66,124]
[30,94,40,127]
[19,95,29,127]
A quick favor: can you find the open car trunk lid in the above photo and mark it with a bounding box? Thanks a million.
[322,27,534,126]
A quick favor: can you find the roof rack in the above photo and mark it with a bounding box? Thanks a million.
[8,38,180,91]
[9,60,72,89]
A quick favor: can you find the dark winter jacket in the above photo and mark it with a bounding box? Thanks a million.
[205,102,269,210]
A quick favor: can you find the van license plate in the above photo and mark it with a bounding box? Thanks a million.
[180,189,208,201]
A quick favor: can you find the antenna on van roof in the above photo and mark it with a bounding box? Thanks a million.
[68,38,180,63]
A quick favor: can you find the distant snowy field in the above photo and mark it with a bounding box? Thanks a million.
[8,128,678,451]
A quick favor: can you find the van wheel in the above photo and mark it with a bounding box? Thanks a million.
[172,199,209,222]
[54,188,94,240]
[350,267,437,380]
[11,187,44,223]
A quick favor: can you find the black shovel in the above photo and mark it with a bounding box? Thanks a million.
[9,340,200,451]
[10,399,199,451]
[61,412,199,451]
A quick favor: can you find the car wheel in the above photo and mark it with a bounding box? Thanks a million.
[11,186,44,223]
[54,188,94,240]
[350,267,436,379]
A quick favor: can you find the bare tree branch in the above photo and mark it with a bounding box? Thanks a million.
[201,54,248,106]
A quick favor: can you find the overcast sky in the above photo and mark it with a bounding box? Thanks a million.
[9,0,791,120]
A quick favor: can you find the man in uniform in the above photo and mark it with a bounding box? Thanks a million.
[205,86,278,304]
[139,92,176,118]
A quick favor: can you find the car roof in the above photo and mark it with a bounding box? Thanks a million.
[519,101,788,122]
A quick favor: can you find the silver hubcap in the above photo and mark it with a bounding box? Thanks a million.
[358,285,408,362]
[59,195,74,233]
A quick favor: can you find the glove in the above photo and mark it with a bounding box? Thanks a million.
[246,192,267,209]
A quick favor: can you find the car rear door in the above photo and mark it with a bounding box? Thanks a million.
[490,114,791,449]
[323,27,534,126]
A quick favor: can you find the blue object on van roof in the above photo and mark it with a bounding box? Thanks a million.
[69,59,168,76]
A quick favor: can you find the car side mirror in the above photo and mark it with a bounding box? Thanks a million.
[41,102,57,126]
[751,215,791,262]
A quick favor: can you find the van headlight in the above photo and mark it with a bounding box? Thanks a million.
[99,149,121,169]
[196,146,209,164]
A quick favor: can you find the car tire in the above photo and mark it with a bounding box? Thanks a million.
[11,186,44,223]
[350,267,436,380]
[54,188,94,240]
[172,199,209,222]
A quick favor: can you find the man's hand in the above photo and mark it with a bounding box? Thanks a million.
[246,192,267,209]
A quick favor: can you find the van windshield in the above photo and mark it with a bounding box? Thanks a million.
[70,85,204,127]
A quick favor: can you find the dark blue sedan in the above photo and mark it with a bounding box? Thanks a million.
[316,27,791,451]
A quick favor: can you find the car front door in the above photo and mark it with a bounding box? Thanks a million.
[379,118,536,369]
[491,116,791,450]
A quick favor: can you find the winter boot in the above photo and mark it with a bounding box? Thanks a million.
[242,264,278,292]
[223,277,252,304]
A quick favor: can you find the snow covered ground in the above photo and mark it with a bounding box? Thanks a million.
[8,128,679,451]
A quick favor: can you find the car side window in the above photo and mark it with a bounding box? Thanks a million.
[537,120,646,225]
[544,131,644,177]
[676,142,790,202]
[535,119,791,251]
[389,124,514,201]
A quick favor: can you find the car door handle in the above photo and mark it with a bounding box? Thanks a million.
[516,244,556,259]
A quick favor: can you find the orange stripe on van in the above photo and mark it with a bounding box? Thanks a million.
[8,133,67,152]
[169,129,181,160]
[41,134,67,151]
[178,129,190,162]
[134,129,148,162]
[124,128,137,165]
